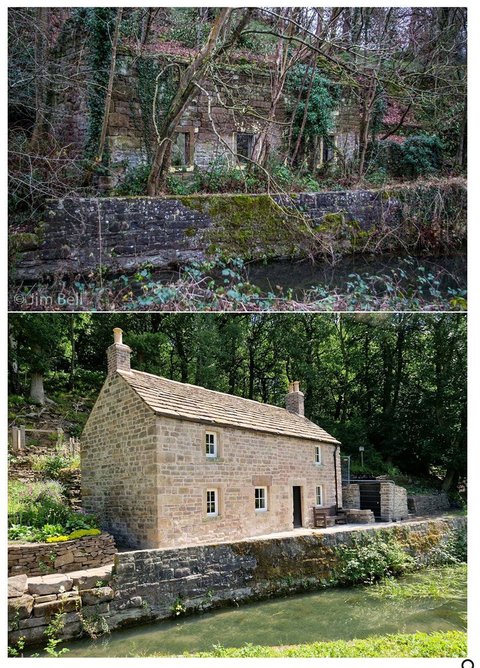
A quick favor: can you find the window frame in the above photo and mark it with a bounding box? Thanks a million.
[254,486,268,512]
[236,132,255,163]
[315,485,324,507]
[206,488,218,516]
[205,431,218,459]
[315,445,322,465]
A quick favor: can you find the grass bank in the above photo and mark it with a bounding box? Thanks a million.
[188,631,467,658]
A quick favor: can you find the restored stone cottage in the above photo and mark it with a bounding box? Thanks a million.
[81,329,342,549]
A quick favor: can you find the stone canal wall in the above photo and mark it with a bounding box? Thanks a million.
[8,532,117,577]
[8,516,466,647]
[11,180,466,281]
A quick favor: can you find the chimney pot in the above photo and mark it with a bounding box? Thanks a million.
[113,327,123,345]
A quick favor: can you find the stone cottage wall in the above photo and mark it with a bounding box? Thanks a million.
[8,533,116,577]
[153,414,342,549]
[81,375,159,549]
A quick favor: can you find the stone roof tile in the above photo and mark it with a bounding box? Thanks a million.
[118,369,340,445]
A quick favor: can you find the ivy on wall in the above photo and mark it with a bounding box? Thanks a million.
[82,8,116,161]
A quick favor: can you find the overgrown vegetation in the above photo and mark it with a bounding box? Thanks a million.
[188,631,467,658]
[8,479,98,542]
[10,254,467,313]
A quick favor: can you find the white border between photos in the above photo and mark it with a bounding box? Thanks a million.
[3,2,477,667]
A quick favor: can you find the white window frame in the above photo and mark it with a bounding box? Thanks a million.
[315,445,322,465]
[254,486,268,512]
[315,485,324,507]
[206,488,218,516]
[205,432,217,458]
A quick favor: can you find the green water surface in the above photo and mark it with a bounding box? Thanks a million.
[34,565,467,657]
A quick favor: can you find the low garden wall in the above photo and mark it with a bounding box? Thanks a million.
[8,532,117,577]
[408,492,451,515]
[11,180,466,281]
[8,516,465,647]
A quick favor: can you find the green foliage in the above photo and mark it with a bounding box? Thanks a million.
[44,611,69,657]
[374,135,444,179]
[334,533,416,585]
[8,480,98,542]
[190,631,467,658]
[7,635,26,658]
[170,597,187,616]
[32,453,80,478]
[287,65,336,165]
[166,8,211,47]
[427,525,467,565]
[83,8,117,160]
[370,563,466,600]
[113,164,151,196]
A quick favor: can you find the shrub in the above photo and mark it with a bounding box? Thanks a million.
[374,135,443,179]
[32,453,80,478]
[113,163,150,196]
[334,533,415,585]
[8,480,69,527]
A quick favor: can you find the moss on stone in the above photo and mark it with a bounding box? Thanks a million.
[179,194,311,260]
[9,233,40,253]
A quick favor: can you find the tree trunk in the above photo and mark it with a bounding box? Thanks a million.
[441,467,459,493]
[30,372,45,405]
[29,8,50,152]
[95,8,123,165]
[147,8,236,195]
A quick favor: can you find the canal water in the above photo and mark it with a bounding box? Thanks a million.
[45,565,466,658]
[245,254,467,299]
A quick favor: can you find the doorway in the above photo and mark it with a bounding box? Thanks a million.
[292,486,302,527]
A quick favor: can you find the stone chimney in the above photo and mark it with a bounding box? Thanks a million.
[286,381,304,417]
[107,328,132,376]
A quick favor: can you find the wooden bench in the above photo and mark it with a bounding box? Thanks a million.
[313,506,347,528]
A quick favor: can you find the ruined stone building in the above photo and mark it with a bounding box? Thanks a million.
[81,329,342,549]
[50,19,360,189]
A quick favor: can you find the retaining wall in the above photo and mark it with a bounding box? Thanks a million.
[7,515,466,647]
[11,181,466,281]
[8,532,117,577]
[408,492,451,515]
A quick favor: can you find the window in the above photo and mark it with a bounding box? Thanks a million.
[205,432,217,458]
[206,489,218,516]
[255,486,268,512]
[236,133,255,162]
[171,132,191,167]
[315,445,322,465]
[315,485,324,507]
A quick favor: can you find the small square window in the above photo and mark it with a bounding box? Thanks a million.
[206,489,218,516]
[255,486,268,512]
[316,485,324,507]
[315,446,322,465]
[205,432,217,458]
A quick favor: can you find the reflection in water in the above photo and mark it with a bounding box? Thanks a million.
[246,255,466,299]
[49,566,466,658]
